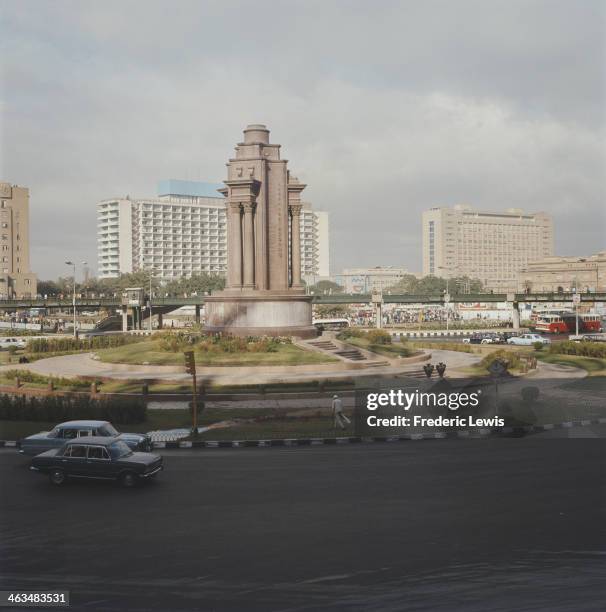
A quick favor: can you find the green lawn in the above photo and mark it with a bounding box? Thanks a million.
[96,339,336,367]
[343,337,414,358]
[537,352,606,376]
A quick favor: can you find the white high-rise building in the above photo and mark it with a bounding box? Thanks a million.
[422,205,554,293]
[97,180,329,282]
[300,203,330,283]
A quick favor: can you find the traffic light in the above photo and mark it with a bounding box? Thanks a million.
[184,351,196,376]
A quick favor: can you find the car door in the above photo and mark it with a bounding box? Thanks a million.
[86,445,113,478]
[60,444,88,476]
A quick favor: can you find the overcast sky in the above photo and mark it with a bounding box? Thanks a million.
[1,0,605,280]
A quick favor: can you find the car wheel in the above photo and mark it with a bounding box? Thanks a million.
[120,471,138,488]
[49,469,66,486]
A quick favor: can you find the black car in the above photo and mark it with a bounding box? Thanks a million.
[30,437,163,487]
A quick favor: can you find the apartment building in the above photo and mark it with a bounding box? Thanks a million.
[98,180,329,282]
[0,182,37,297]
[422,205,553,293]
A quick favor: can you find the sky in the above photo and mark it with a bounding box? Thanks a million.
[1,0,605,280]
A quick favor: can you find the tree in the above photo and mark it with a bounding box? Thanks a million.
[314,304,349,318]
[385,274,421,294]
[37,280,61,297]
[309,280,343,294]
[163,273,225,296]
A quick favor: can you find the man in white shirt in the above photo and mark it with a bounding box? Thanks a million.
[332,394,351,429]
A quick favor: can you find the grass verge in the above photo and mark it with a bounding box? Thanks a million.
[96,339,336,366]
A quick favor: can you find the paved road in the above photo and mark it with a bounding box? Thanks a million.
[1,439,604,611]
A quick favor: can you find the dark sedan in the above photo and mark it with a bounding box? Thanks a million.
[30,437,163,487]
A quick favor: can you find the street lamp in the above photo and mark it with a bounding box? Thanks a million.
[65,260,87,338]
[438,266,451,331]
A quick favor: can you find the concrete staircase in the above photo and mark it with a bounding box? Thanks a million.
[306,336,391,366]
[309,338,368,362]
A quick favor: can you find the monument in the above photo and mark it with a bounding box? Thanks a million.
[204,124,317,338]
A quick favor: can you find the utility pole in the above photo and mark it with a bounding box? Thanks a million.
[184,351,198,435]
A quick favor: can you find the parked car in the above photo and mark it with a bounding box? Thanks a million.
[507,333,551,346]
[0,337,27,349]
[18,420,152,456]
[30,437,163,487]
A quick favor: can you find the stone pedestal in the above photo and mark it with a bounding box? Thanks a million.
[205,291,316,339]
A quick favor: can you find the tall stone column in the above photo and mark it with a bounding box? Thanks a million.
[289,204,303,288]
[227,202,242,288]
[242,202,255,289]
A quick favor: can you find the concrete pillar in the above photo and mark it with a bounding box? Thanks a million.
[242,203,255,289]
[227,202,242,288]
[158,312,163,329]
[195,305,201,325]
[375,303,383,329]
[290,203,302,288]
[512,302,520,330]
[122,305,128,332]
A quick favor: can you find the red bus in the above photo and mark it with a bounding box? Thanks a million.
[535,313,602,334]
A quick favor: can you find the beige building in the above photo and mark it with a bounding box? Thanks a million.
[0,183,37,298]
[422,205,553,293]
[518,252,606,293]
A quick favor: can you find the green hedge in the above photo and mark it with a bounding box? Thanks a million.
[2,369,94,389]
[25,335,146,354]
[549,341,606,358]
[0,394,146,424]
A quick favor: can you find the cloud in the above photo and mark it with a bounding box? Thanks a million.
[1,0,604,278]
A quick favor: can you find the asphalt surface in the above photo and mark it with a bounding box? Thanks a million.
[1,439,604,612]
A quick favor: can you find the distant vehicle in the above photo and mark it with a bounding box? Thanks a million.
[463,333,496,344]
[30,437,163,487]
[18,420,152,456]
[0,337,27,349]
[507,333,551,346]
[570,334,606,343]
[535,313,602,334]
[313,318,350,331]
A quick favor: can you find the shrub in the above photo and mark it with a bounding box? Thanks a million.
[548,341,606,359]
[533,342,544,351]
[479,349,522,371]
[366,329,392,345]
[3,369,96,390]
[26,335,146,354]
[337,328,365,340]
[0,394,146,424]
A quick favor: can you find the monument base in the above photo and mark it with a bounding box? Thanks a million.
[204,291,317,339]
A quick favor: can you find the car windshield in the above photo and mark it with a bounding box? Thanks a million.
[99,424,119,436]
[110,441,133,458]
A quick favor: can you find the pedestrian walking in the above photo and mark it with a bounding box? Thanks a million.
[332,394,351,430]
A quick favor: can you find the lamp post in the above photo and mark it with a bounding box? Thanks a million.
[65,260,86,338]
[438,266,451,331]
[148,268,155,333]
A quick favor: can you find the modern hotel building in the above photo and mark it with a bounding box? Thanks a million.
[97,180,329,283]
[422,205,553,293]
